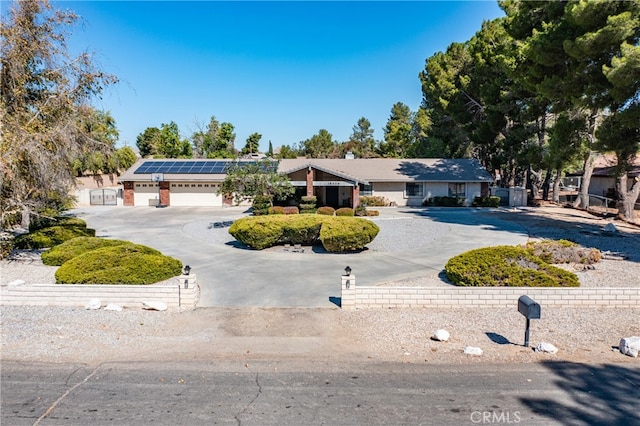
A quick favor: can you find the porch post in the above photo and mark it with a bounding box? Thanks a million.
[306,166,314,197]
[352,184,360,208]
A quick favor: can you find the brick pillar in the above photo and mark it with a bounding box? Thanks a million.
[306,167,314,197]
[123,181,134,206]
[352,185,360,208]
[159,181,170,206]
[341,274,356,309]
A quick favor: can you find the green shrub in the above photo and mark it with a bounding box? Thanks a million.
[14,226,96,249]
[252,195,272,216]
[299,195,317,214]
[29,212,87,232]
[55,244,182,285]
[229,216,287,249]
[525,239,601,264]
[359,196,389,207]
[0,232,14,259]
[283,206,299,215]
[41,237,131,266]
[445,245,579,287]
[354,205,367,216]
[268,206,285,215]
[317,206,335,216]
[319,217,380,252]
[336,207,355,216]
[423,196,465,207]
[472,196,501,208]
[228,215,379,252]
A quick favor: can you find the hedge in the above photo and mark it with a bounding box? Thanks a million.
[359,196,389,207]
[228,215,379,252]
[14,225,96,249]
[472,196,501,208]
[319,216,380,252]
[55,243,182,285]
[317,206,335,216]
[41,237,130,266]
[423,196,465,207]
[444,245,579,287]
[336,207,355,216]
[29,213,87,232]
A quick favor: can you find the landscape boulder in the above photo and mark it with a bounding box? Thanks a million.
[142,301,167,311]
[535,342,558,354]
[619,336,640,358]
[463,346,483,356]
[432,329,450,342]
[104,303,123,311]
[85,298,101,310]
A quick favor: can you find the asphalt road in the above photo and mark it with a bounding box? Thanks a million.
[70,206,529,308]
[2,360,638,425]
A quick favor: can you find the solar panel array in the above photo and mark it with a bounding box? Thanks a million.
[133,160,276,175]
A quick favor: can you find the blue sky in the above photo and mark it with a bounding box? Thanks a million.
[60,1,505,152]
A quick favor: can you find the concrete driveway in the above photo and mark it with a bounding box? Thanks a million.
[71,206,529,308]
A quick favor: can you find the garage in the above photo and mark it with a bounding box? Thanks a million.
[170,182,222,207]
[133,182,160,206]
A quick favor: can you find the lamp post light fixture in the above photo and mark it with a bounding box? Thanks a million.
[183,265,191,276]
[344,266,352,289]
[344,266,351,276]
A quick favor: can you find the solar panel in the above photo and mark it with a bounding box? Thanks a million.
[133,160,277,175]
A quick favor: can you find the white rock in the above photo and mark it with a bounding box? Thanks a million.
[85,298,101,310]
[603,223,618,234]
[104,303,123,311]
[463,346,483,356]
[8,279,25,286]
[142,301,167,311]
[432,329,450,342]
[619,336,640,358]
[535,342,558,354]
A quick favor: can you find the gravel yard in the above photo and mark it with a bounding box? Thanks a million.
[1,206,639,365]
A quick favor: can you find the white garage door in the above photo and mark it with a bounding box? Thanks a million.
[170,182,222,207]
[133,183,160,206]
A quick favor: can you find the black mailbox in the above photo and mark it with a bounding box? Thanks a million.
[518,295,541,319]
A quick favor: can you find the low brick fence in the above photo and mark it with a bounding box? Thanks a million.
[340,275,640,309]
[1,274,199,309]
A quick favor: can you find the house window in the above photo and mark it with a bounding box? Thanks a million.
[448,183,466,197]
[406,183,423,197]
[359,183,373,196]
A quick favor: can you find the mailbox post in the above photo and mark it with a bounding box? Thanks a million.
[517,295,541,347]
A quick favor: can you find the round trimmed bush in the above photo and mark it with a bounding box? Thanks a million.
[268,206,285,215]
[445,245,579,287]
[316,206,335,216]
[14,225,96,249]
[41,237,130,266]
[335,207,355,217]
[55,243,182,285]
[319,216,380,252]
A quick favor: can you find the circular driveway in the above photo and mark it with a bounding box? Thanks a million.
[71,206,530,308]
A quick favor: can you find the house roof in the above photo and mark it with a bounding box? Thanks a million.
[568,153,640,178]
[278,158,494,183]
[119,157,494,183]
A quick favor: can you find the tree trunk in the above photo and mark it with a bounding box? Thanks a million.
[617,174,640,220]
[542,167,552,201]
[552,169,562,203]
[20,206,31,230]
[573,151,596,209]
[527,167,543,204]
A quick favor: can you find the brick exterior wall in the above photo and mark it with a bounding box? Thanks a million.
[159,181,170,206]
[306,168,314,197]
[123,181,134,206]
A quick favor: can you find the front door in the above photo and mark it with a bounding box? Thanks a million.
[326,187,339,208]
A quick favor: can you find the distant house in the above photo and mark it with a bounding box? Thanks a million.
[118,157,493,208]
[568,154,640,201]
